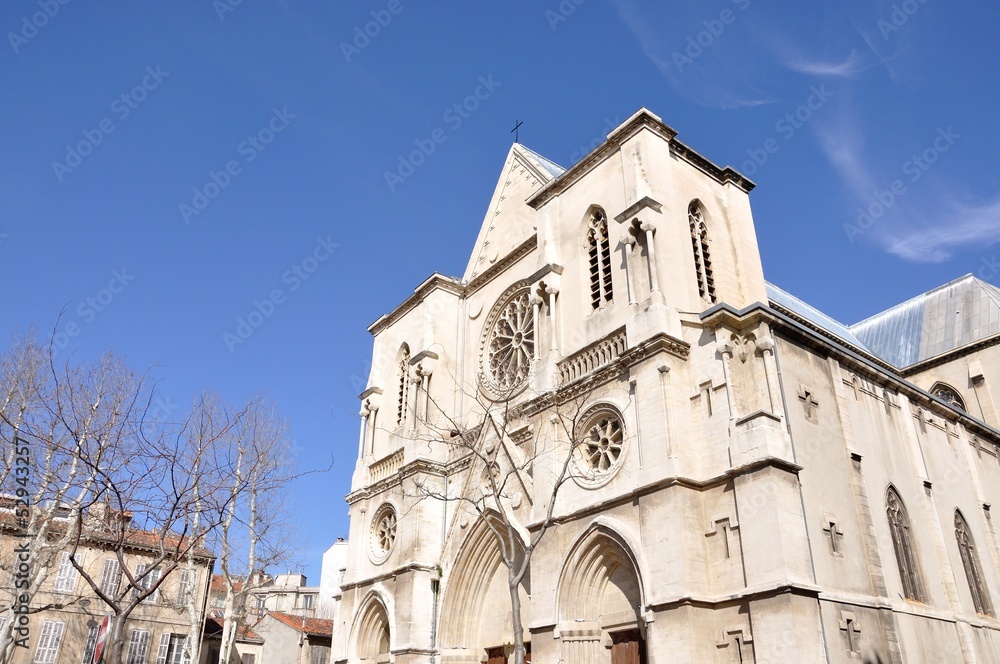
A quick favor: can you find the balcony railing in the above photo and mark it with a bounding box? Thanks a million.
[369,448,404,483]
[557,327,627,385]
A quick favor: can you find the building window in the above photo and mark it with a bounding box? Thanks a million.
[310,645,331,664]
[370,503,398,564]
[100,558,122,596]
[587,207,613,309]
[32,621,64,664]
[301,594,315,610]
[126,629,151,664]
[931,383,966,411]
[886,487,923,601]
[481,288,535,396]
[956,510,992,615]
[396,344,411,427]
[241,655,256,664]
[276,594,287,611]
[177,569,195,604]
[81,623,99,664]
[255,595,266,614]
[156,633,191,664]
[572,405,627,487]
[689,202,716,303]
[53,552,78,593]
[133,564,161,603]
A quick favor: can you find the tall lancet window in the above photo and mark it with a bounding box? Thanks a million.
[396,344,411,428]
[956,510,992,615]
[886,487,923,601]
[689,202,716,303]
[587,208,614,309]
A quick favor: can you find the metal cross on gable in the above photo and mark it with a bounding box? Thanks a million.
[511,119,523,143]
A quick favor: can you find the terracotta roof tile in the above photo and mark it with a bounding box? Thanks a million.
[267,611,333,637]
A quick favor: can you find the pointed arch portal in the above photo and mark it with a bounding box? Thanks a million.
[557,525,647,663]
[351,593,391,663]
[439,515,530,662]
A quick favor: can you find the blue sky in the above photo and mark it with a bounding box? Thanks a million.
[2,0,999,581]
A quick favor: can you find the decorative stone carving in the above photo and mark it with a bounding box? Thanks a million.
[479,284,535,399]
[369,504,397,564]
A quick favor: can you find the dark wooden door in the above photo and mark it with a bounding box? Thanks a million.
[611,630,647,664]
[486,646,506,664]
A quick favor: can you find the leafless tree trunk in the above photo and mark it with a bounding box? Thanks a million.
[216,400,306,664]
[400,373,629,664]
[0,332,318,664]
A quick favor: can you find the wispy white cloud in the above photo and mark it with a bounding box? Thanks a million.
[785,50,867,77]
[613,0,773,110]
[883,198,1000,263]
[813,110,871,197]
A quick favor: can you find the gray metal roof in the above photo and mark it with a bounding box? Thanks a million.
[766,282,871,353]
[516,144,566,180]
[848,274,1000,368]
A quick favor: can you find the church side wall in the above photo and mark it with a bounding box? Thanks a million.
[775,332,1000,663]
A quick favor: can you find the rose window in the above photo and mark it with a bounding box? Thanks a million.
[369,505,397,563]
[574,407,626,486]
[482,289,535,396]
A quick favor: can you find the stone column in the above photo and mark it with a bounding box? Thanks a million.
[623,234,638,308]
[546,285,560,356]
[358,401,371,460]
[641,221,664,306]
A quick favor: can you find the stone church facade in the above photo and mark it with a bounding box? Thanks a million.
[331,108,1000,663]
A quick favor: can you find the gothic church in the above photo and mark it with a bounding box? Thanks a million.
[330,109,1000,664]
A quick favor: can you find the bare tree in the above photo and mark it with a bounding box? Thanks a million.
[0,333,159,662]
[0,332,317,664]
[400,371,631,664]
[213,398,300,664]
[59,387,242,664]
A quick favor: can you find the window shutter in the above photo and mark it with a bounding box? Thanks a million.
[81,624,99,664]
[127,629,151,664]
[33,621,65,664]
[155,633,171,664]
[53,552,77,593]
[100,559,122,596]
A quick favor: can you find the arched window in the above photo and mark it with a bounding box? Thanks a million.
[886,487,923,601]
[931,383,966,412]
[689,202,716,303]
[955,510,992,615]
[587,208,613,309]
[396,344,411,427]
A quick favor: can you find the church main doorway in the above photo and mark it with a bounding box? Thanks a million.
[610,630,647,664]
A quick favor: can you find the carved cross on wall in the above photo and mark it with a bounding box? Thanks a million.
[823,519,844,554]
[716,629,750,664]
[798,386,819,422]
[839,614,861,653]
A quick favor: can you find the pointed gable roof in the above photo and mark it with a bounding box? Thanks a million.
[849,274,1000,368]
[463,144,565,282]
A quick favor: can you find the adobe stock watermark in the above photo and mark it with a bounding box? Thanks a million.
[740,85,834,176]
[843,127,959,242]
[51,65,170,182]
[222,235,339,352]
[51,268,136,357]
[670,0,751,73]
[7,0,71,54]
[568,116,621,164]
[179,107,295,224]
[213,0,245,21]
[340,0,410,63]
[545,0,587,31]
[384,75,501,192]
[878,0,931,40]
